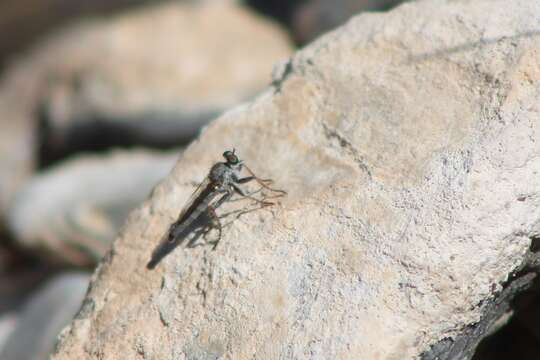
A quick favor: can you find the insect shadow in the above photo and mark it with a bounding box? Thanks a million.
[146,211,212,269]
[146,200,273,269]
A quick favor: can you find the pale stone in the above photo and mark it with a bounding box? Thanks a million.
[52,0,540,359]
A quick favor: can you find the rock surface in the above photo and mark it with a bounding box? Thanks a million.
[7,150,177,266]
[0,0,156,68]
[53,0,540,359]
[0,0,292,219]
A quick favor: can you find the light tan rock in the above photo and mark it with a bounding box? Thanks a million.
[39,0,292,124]
[52,0,540,358]
[0,0,292,220]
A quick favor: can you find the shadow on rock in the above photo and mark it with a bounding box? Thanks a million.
[147,212,217,270]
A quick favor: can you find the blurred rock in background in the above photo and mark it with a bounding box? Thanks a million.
[7,150,178,266]
[0,0,154,70]
[0,0,293,226]
[246,0,408,44]
[0,0,408,73]
[0,272,90,360]
[0,247,60,359]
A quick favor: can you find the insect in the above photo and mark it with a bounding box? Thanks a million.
[147,149,285,268]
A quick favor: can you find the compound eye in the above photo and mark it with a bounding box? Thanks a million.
[223,150,238,164]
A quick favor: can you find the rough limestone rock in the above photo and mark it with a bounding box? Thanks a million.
[0,0,292,219]
[7,150,177,266]
[53,0,540,359]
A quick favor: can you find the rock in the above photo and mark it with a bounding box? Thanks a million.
[0,0,292,219]
[7,150,177,266]
[52,0,540,359]
[0,272,89,360]
[0,313,17,354]
[0,238,72,356]
[0,0,157,69]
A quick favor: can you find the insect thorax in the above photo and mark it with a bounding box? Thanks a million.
[209,163,237,188]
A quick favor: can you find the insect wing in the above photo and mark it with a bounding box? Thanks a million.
[147,177,214,269]
[174,176,213,224]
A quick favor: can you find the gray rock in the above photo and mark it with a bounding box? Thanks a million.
[52,0,540,358]
[1,272,89,360]
[7,150,177,266]
[0,313,18,353]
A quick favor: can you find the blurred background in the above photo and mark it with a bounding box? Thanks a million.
[0,1,535,359]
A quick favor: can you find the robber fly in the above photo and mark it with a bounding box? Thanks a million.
[147,149,285,268]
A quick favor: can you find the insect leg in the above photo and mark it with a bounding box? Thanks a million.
[232,183,274,207]
[208,190,232,250]
[236,175,275,186]
[235,176,255,184]
[207,206,222,250]
[241,164,287,195]
[234,177,282,200]
[213,190,233,208]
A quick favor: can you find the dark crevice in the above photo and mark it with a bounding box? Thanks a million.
[421,235,540,360]
[321,123,372,178]
[271,58,294,93]
[473,277,540,360]
[529,235,540,253]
